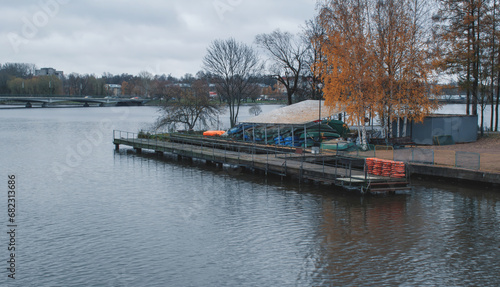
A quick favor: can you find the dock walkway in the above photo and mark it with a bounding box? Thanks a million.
[113,130,410,194]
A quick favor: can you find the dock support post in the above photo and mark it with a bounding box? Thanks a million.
[278,126,281,146]
[265,125,268,145]
[304,124,307,149]
[115,144,119,151]
[299,160,303,183]
[252,124,255,143]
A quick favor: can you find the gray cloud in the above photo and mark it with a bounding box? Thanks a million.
[1,0,316,77]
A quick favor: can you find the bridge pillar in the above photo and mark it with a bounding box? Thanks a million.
[25,102,32,108]
[115,144,120,151]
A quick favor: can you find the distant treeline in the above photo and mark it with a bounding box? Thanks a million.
[0,63,279,99]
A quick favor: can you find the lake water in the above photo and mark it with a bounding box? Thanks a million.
[437,104,495,130]
[0,106,499,286]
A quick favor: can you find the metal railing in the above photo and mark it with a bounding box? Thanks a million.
[114,129,295,162]
[343,143,495,172]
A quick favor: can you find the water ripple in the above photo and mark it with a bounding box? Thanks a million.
[1,108,499,286]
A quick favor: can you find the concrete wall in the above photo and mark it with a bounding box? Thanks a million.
[409,163,500,186]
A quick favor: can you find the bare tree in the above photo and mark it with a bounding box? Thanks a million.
[249,104,262,116]
[436,0,489,116]
[303,16,326,100]
[203,38,261,127]
[66,73,92,96]
[255,29,308,105]
[138,70,153,98]
[1,63,36,78]
[154,79,222,131]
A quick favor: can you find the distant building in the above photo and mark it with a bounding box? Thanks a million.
[35,67,64,79]
[105,84,122,96]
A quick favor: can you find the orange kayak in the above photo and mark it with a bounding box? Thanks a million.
[203,130,225,136]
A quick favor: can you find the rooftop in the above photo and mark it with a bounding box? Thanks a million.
[242,100,342,125]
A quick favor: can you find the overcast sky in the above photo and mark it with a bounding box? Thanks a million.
[1,0,317,78]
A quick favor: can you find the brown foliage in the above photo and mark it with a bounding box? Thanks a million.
[318,0,439,139]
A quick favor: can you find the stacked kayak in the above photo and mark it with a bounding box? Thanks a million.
[320,140,355,150]
[274,136,303,147]
[301,131,340,139]
[219,119,350,147]
[203,130,226,137]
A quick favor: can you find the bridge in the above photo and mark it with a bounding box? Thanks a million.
[0,96,150,108]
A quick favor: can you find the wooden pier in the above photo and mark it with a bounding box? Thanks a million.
[113,130,410,195]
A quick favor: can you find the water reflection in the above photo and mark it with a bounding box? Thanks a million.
[115,148,500,286]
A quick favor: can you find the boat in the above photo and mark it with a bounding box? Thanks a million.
[300,132,340,139]
[203,130,226,137]
[321,140,355,150]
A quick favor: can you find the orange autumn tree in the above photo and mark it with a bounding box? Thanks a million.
[372,0,439,137]
[318,0,439,141]
[318,0,378,148]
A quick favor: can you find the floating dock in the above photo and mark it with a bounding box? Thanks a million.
[113,130,410,195]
